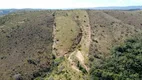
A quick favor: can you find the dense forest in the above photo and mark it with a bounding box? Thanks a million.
[90,34,142,80]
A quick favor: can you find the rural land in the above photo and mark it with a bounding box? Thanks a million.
[0,7,142,80]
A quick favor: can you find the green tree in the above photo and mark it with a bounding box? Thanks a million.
[90,35,142,80]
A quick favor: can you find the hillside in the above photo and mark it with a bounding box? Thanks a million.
[0,10,142,80]
[0,11,55,80]
[88,10,141,64]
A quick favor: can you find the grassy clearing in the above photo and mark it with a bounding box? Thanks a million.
[53,10,81,56]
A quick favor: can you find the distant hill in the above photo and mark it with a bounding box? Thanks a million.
[0,9,43,16]
[0,6,142,16]
[0,9,17,15]
[93,6,142,10]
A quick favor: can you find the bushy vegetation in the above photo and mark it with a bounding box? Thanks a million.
[90,35,142,80]
[43,57,89,80]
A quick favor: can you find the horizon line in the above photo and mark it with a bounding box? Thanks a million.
[0,5,142,10]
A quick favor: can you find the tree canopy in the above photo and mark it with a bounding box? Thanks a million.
[90,35,142,80]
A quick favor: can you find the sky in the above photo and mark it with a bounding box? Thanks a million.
[0,0,142,9]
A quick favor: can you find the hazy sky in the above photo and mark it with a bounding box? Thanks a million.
[0,0,142,9]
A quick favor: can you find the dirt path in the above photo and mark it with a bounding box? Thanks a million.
[68,50,80,72]
[75,50,89,71]
[68,49,90,72]
[76,50,84,64]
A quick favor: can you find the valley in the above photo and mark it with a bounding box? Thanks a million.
[0,10,142,80]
